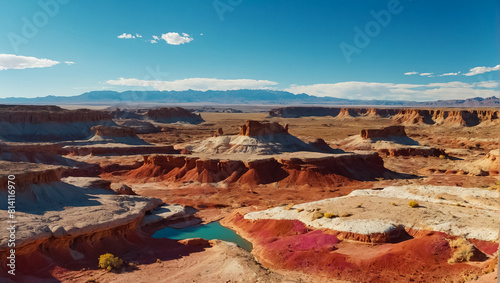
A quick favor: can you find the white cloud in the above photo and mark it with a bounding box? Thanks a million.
[150,40,157,44]
[200,33,204,36]
[404,71,418,75]
[106,78,278,91]
[285,80,499,101]
[117,33,135,39]
[135,33,142,38]
[464,64,500,76]
[0,54,59,70]
[64,61,75,65]
[160,32,193,45]
[419,72,433,77]
[438,72,459,76]
[153,35,159,40]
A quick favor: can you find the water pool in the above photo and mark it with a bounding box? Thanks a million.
[152,221,253,252]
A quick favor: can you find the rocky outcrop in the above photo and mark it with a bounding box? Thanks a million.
[269,107,341,118]
[0,161,65,192]
[91,125,137,137]
[239,120,288,136]
[308,138,337,153]
[337,108,367,118]
[361,126,406,139]
[269,107,499,127]
[117,119,160,134]
[188,121,324,154]
[146,107,204,124]
[377,147,446,157]
[0,105,111,124]
[0,105,114,141]
[110,183,137,195]
[365,108,399,118]
[393,109,434,125]
[86,125,149,145]
[213,128,224,137]
[125,152,388,186]
[64,145,179,156]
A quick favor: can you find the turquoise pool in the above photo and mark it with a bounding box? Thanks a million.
[152,221,253,252]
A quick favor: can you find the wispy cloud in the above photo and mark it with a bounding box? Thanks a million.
[404,71,418,75]
[285,80,499,101]
[0,54,59,70]
[64,61,75,65]
[464,64,500,76]
[117,33,136,39]
[438,72,459,77]
[160,32,193,45]
[107,78,278,91]
[135,33,142,38]
[419,72,433,77]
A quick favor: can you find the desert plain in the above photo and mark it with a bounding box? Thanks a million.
[0,104,498,283]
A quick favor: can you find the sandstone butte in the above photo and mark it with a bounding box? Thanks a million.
[269,106,499,127]
[339,125,447,158]
[146,107,204,123]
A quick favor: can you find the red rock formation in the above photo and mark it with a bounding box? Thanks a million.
[377,147,446,157]
[0,105,111,124]
[269,106,500,127]
[393,109,434,125]
[442,110,480,126]
[146,107,204,123]
[91,125,137,137]
[213,128,224,137]
[337,108,368,118]
[124,152,388,186]
[0,161,65,192]
[360,126,406,139]
[365,108,399,118]
[238,121,288,136]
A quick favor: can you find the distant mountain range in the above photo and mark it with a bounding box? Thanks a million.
[0,90,498,107]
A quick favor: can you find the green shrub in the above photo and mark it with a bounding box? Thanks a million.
[98,253,123,271]
[408,200,419,208]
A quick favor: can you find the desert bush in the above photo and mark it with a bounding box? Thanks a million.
[284,203,294,210]
[391,202,397,206]
[340,212,352,217]
[98,253,123,271]
[324,212,338,218]
[311,211,324,220]
[408,200,419,208]
[439,154,447,159]
[448,238,475,264]
[297,208,304,212]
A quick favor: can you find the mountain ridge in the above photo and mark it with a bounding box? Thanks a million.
[0,90,498,107]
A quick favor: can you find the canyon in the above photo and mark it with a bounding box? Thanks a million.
[0,105,498,282]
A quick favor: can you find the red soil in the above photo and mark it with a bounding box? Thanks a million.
[227,216,495,283]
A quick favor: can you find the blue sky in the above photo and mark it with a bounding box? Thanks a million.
[0,0,498,101]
